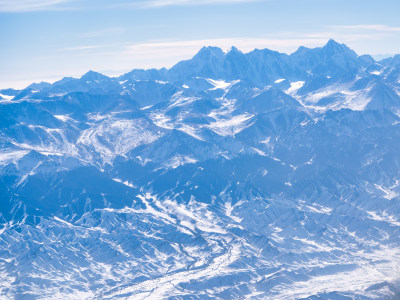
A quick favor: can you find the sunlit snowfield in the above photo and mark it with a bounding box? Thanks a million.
[1,41,400,299]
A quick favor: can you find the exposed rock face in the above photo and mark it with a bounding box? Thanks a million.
[1,40,400,299]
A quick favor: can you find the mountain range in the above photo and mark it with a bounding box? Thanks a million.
[1,39,400,299]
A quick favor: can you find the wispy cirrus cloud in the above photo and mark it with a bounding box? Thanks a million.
[116,29,400,69]
[58,32,392,71]
[62,45,111,51]
[0,0,260,12]
[80,27,126,38]
[118,37,327,69]
[2,32,398,89]
[134,0,259,8]
[0,0,76,12]
[330,24,400,32]
[123,37,326,54]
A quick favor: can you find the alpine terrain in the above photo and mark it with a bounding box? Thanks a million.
[1,39,400,299]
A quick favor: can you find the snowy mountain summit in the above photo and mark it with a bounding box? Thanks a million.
[1,40,400,299]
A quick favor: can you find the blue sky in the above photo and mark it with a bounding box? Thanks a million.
[1,0,400,89]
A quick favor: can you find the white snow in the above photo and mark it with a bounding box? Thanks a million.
[366,211,400,226]
[141,104,153,110]
[300,81,373,111]
[271,246,400,299]
[260,137,271,145]
[53,114,74,122]
[286,81,305,95]
[155,80,167,84]
[206,79,232,90]
[78,117,163,163]
[224,202,243,223]
[374,184,398,200]
[370,70,383,76]
[53,216,107,233]
[206,114,253,137]
[297,202,332,215]
[112,178,134,188]
[110,244,241,299]
[0,93,14,102]
[0,150,29,167]
[165,155,198,169]
[251,147,267,156]
[102,194,241,299]
[16,161,43,187]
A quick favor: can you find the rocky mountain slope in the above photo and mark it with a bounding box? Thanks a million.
[1,40,400,299]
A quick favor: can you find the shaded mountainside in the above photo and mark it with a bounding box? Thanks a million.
[1,40,400,299]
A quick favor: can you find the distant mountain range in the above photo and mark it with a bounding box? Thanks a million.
[1,40,400,299]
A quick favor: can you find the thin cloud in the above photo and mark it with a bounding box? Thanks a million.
[4,34,398,89]
[330,24,400,32]
[118,37,327,69]
[137,0,259,8]
[0,0,76,12]
[0,0,262,12]
[61,44,114,51]
[121,36,338,57]
[80,28,126,38]
[118,31,400,69]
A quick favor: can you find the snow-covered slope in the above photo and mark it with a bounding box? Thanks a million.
[1,40,400,299]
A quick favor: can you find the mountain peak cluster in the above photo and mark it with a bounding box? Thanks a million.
[0,40,400,299]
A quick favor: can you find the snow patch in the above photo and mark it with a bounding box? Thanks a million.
[251,147,267,156]
[0,150,29,167]
[165,155,197,169]
[206,114,253,137]
[374,184,398,200]
[206,79,232,90]
[286,81,305,95]
[113,178,134,188]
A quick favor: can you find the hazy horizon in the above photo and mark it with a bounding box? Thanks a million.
[1,0,400,89]
[1,39,398,90]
